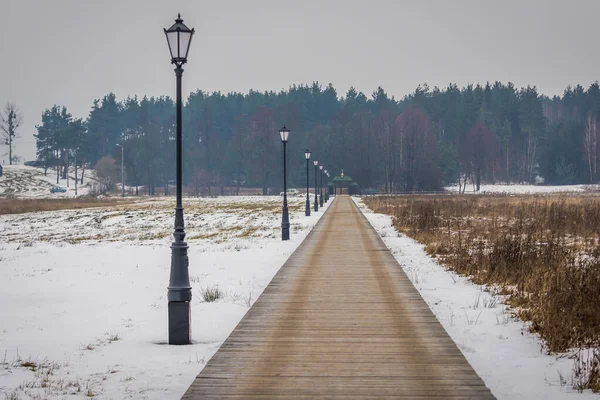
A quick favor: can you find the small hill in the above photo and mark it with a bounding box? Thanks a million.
[0,165,99,198]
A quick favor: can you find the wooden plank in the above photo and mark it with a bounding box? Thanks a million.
[183,196,495,399]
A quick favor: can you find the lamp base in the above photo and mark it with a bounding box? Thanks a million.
[282,205,290,241]
[168,301,191,345]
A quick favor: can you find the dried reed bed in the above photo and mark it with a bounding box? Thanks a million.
[364,194,600,358]
[0,198,137,215]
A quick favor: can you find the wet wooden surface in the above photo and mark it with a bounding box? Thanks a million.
[183,196,495,399]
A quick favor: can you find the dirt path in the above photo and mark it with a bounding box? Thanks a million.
[184,196,495,399]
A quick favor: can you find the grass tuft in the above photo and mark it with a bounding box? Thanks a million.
[200,285,223,302]
[572,348,600,392]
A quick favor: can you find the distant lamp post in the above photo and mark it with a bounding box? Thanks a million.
[116,144,124,198]
[313,160,319,211]
[304,149,311,217]
[280,126,291,240]
[324,170,328,202]
[164,13,195,346]
[319,165,324,207]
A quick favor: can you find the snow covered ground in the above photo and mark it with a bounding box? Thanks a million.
[354,197,598,400]
[445,183,599,195]
[0,165,98,198]
[0,195,330,399]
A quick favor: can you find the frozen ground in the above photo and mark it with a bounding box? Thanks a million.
[0,195,329,399]
[0,165,98,198]
[445,183,599,194]
[355,197,599,400]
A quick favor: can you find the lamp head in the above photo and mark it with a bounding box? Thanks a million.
[279,126,290,143]
[164,14,195,66]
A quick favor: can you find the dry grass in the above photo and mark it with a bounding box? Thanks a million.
[200,285,223,302]
[0,198,137,215]
[365,194,600,391]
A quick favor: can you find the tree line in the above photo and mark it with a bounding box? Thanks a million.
[30,81,600,194]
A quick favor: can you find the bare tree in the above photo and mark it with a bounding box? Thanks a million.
[1,102,23,165]
[396,106,441,192]
[463,120,496,191]
[94,156,119,193]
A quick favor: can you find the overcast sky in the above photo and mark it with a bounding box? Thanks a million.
[1,0,599,161]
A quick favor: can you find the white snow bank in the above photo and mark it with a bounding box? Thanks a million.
[445,183,599,195]
[354,197,597,400]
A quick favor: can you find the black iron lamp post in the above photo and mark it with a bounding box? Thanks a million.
[280,126,291,240]
[324,170,328,202]
[313,160,319,211]
[304,149,311,216]
[319,165,324,207]
[164,13,194,346]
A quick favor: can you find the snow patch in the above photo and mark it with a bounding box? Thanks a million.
[0,165,98,198]
[445,183,598,195]
[0,196,331,399]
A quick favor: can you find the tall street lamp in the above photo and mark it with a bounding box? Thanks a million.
[319,165,324,207]
[280,126,290,241]
[304,149,311,217]
[313,160,319,212]
[324,169,328,202]
[116,144,124,198]
[164,13,194,346]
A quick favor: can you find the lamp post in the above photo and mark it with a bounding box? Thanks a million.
[304,149,311,217]
[164,13,194,346]
[319,165,324,207]
[324,170,328,202]
[313,160,319,211]
[280,126,290,240]
[116,144,124,198]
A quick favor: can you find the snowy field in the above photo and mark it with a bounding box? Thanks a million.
[0,195,329,399]
[445,183,599,194]
[355,197,598,400]
[0,165,98,198]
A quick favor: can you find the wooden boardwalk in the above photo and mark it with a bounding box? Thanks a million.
[183,196,495,399]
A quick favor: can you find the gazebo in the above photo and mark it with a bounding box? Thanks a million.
[331,170,356,195]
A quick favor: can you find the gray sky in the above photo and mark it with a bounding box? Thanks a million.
[1,0,598,161]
